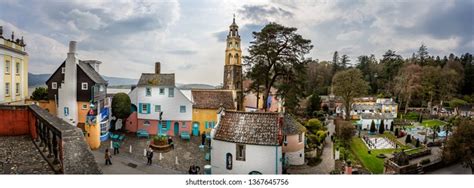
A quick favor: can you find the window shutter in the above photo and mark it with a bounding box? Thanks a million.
[205,121,208,129]
[138,103,142,114]
[147,104,151,114]
[166,120,170,130]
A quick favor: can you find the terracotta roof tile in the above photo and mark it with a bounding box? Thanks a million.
[214,111,281,146]
[192,90,235,109]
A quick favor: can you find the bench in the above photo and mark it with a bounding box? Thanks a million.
[180,132,191,140]
[137,129,149,139]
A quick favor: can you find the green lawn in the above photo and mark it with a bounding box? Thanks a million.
[350,137,393,174]
[421,119,446,128]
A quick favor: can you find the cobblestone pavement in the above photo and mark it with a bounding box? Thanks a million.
[96,132,209,174]
[0,136,54,174]
[287,118,335,174]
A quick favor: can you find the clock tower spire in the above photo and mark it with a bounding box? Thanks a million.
[223,16,243,111]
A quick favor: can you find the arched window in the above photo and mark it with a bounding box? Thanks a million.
[144,120,150,126]
[235,53,239,64]
[228,53,232,64]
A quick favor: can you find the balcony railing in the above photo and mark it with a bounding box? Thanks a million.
[0,104,102,174]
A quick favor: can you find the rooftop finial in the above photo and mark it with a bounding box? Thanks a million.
[233,14,235,24]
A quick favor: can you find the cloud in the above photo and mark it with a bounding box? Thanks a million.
[238,4,293,23]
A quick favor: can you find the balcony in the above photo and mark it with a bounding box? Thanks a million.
[0,105,101,174]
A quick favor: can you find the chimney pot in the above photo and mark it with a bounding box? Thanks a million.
[155,62,161,74]
[69,41,77,53]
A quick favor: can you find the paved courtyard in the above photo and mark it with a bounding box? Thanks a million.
[0,136,54,174]
[95,132,209,174]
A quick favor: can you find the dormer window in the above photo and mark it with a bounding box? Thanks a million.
[81,82,88,90]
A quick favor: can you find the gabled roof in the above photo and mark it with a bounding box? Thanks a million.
[45,60,107,84]
[137,73,175,87]
[78,61,107,84]
[191,90,235,110]
[282,114,306,135]
[214,111,281,146]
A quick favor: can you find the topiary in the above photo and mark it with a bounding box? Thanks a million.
[390,122,394,132]
[370,120,376,133]
[405,134,412,144]
[379,119,385,134]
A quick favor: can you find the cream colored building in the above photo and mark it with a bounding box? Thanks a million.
[0,26,29,104]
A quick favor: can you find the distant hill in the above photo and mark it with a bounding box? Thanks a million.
[28,73,215,89]
[28,73,138,87]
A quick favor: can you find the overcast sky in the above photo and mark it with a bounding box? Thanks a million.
[1,0,472,85]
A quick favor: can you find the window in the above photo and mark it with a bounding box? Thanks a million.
[99,85,104,92]
[146,87,152,96]
[144,120,150,126]
[298,133,303,143]
[5,83,10,95]
[15,83,20,95]
[159,88,165,95]
[82,104,88,109]
[181,122,186,128]
[180,105,186,113]
[161,122,167,129]
[168,88,174,97]
[155,105,161,112]
[81,82,88,90]
[236,144,246,161]
[64,107,69,116]
[52,82,57,89]
[5,61,10,74]
[141,103,149,113]
[15,62,20,74]
[61,67,65,74]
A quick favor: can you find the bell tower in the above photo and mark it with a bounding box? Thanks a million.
[223,15,243,111]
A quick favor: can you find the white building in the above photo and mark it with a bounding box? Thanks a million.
[360,113,394,130]
[211,111,284,174]
[127,62,193,136]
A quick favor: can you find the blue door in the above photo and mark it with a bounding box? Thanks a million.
[174,122,180,136]
[192,122,199,136]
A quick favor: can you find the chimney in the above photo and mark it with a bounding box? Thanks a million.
[69,41,77,53]
[155,62,161,74]
[0,26,3,36]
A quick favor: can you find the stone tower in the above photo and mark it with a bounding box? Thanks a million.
[223,16,243,111]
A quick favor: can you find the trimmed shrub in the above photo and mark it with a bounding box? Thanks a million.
[390,122,394,131]
[405,134,412,144]
[370,120,376,133]
[379,119,385,134]
[415,139,420,147]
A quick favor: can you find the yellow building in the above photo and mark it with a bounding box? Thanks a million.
[191,90,235,136]
[0,26,29,104]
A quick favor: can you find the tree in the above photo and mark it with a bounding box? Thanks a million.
[443,119,474,174]
[306,90,321,117]
[416,44,429,66]
[31,87,48,101]
[415,139,420,147]
[380,50,404,95]
[394,64,422,114]
[244,22,313,112]
[332,69,369,120]
[405,134,412,144]
[341,54,350,69]
[336,120,355,145]
[331,51,340,77]
[379,119,385,134]
[111,93,132,131]
[370,120,376,133]
[305,118,324,133]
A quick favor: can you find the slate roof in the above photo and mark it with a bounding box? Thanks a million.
[360,113,394,119]
[214,111,281,146]
[137,73,175,87]
[192,90,235,110]
[282,114,306,135]
[78,61,107,84]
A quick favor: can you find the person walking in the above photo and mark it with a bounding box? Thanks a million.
[201,132,206,146]
[113,141,120,155]
[168,137,174,149]
[146,147,154,165]
[105,149,112,165]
